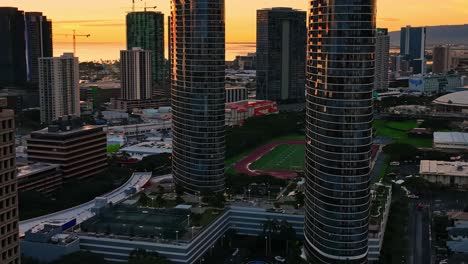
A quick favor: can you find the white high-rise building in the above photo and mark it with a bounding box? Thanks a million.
[120,47,152,100]
[375,28,390,91]
[39,53,80,124]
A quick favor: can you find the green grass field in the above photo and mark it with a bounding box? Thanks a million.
[250,144,305,171]
[374,119,432,148]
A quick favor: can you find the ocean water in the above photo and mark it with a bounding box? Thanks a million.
[54,42,256,62]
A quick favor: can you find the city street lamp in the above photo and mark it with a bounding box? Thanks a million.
[151,197,154,208]
[248,189,251,200]
[265,236,268,256]
[187,214,191,227]
[191,226,195,239]
[176,230,179,241]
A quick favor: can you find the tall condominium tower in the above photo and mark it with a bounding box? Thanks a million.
[127,11,165,85]
[25,12,53,86]
[400,26,426,74]
[305,0,375,263]
[0,7,27,87]
[38,53,80,124]
[120,48,153,100]
[432,45,453,74]
[374,28,390,92]
[170,0,226,193]
[256,7,307,102]
[0,98,20,264]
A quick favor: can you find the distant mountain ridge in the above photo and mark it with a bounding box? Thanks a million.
[389,24,468,47]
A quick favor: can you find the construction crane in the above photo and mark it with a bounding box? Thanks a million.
[56,30,91,56]
[132,0,143,12]
[130,0,157,12]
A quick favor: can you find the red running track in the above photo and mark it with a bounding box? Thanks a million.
[233,140,380,180]
[233,139,305,180]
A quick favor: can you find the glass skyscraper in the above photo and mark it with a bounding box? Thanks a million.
[400,26,426,74]
[256,8,307,103]
[127,11,165,85]
[170,0,226,193]
[305,0,375,263]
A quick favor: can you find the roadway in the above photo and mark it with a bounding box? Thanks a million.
[407,201,431,264]
[19,173,171,235]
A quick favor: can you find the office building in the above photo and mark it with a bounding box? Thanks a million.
[375,28,390,91]
[420,160,468,188]
[226,86,248,103]
[256,8,307,102]
[17,163,62,194]
[400,26,426,74]
[433,45,453,74]
[38,53,80,124]
[0,7,27,87]
[0,98,20,264]
[305,0,375,263]
[27,117,107,180]
[170,0,226,192]
[409,73,462,95]
[25,12,53,86]
[120,48,152,100]
[126,11,164,85]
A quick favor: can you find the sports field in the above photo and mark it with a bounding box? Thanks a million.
[249,144,305,171]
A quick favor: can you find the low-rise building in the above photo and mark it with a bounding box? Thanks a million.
[121,139,172,160]
[420,160,468,188]
[433,90,468,113]
[109,98,170,112]
[226,86,248,103]
[27,116,107,180]
[433,132,468,152]
[17,163,62,194]
[409,74,462,95]
[368,184,392,263]
[225,100,278,126]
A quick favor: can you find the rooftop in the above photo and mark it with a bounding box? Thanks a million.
[448,211,468,221]
[433,91,468,107]
[434,132,468,145]
[420,160,468,177]
[17,163,60,178]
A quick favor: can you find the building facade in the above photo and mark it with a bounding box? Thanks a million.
[38,53,80,124]
[0,98,20,264]
[27,117,107,180]
[420,160,468,188]
[374,28,390,92]
[256,8,307,102]
[0,7,27,87]
[400,26,426,74]
[17,163,62,194]
[305,0,375,263]
[120,48,153,100]
[409,73,462,95]
[126,11,165,85]
[170,0,226,193]
[433,45,453,74]
[226,87,248,103]
[25,12,53,86]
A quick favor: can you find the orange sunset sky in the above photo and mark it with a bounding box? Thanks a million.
[2,0,467,60]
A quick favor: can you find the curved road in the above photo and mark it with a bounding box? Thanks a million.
[19,173,172,235]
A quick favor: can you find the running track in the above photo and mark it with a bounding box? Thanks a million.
[234,140,380,180]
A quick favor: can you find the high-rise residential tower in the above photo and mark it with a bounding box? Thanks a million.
[432,45,453,74]
[0,98,20,264]
[256,7,307,102]
[0,7,27,87]
[375,28,390,92]
[170,0,226,193]
[127,11,165,85]
[305,0,375,263]
[25,12,53,86]
[400,26,426,74]
[38,53,80,124]
[120,48,153,100]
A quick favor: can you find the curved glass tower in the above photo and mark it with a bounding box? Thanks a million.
[305,0,376,263]
[170,0,225,193]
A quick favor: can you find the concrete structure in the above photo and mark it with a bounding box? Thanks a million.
[433,132,468,151]
[25,12,53,86]
[375,28,390,92]
[225,100,278,126]
[17,163,62,194]
[27,117,107,180]
[170,0,226,193]
[232,53,256,70]
[256,8,307,102]
[433,45,453,74]
[433,91,468,113]
[109,98,170,112]
[305,0,375,263]
[106,121,171,139]
[226,86,248,103]
[420,160,468,188]
[38,53,80,123]
[400,26,427,74]
[120,48,152,100]
[121,140,172,160]
[368,185,392,263]
[0,98,20,264]
[409,74,462,95]
[126,11,164,85]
